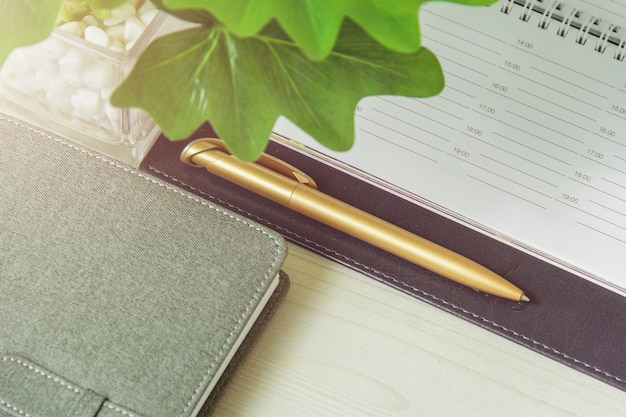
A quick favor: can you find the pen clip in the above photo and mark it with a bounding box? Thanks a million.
[182,138,318,189]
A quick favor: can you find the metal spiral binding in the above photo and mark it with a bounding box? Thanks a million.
[501,0,626,61]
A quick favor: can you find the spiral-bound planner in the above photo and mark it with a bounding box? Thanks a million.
[274,0,626,297]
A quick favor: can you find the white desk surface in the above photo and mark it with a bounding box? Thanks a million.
[212,244,626,417]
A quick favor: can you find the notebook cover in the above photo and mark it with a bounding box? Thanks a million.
[0,113,288,417]
[140,126,626,393]
[196,270,289,417]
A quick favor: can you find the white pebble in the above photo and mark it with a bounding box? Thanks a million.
[108,39,125,53]
[138,1,157,14]
[84,26,110,48]
[83,62,117,89]
[81,15,99,27]
[57,21,87,37]
[139,9,158,26]
[124,16,146,44]
[71,88,102,115]
[103,4,136,27]
[4,74,40,96]
[35,70,68,94]
[105,24,125,43]
[73,109,94,122]
[46,92,73,117]
[44,38,71,60]
[125,39,137,51]
[1,49,34,79]
[58,48,90,86]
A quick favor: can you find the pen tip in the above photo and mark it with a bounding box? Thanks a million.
[520,294,530,302]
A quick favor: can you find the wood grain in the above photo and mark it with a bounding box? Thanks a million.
[212,244,626,417]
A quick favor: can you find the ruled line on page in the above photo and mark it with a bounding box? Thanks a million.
[358,128,440,164]
[421,94,473,114]
[483,89,592,132]
[369,108,451,145]
[516,69,605,111]
[581,154,626,175]
[556,199,626,233]
[380,96,464,124]
[357,112,448,155]
[470,134,567,176]
[522,47,615,89]
[495,118,580,154]
[577,221,626,245]
[423,24,503,56]
[442,84,477,99]
[443,70,485,89]
[468,175,549,209]
[492,131,573,166]
[423,35,499,68]
[605,108,626,122]
[589,199,626,218]
[531,66,608,100]
[479,153,561,187]
[506,110,584,144]
[591,131,626,148]
[603,177,626,189]
[567,176,626,204]
[518,88,597,122]
[437,54,492,78]
[449,153,555,200]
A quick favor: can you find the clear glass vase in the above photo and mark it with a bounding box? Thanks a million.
[0,2,167,166]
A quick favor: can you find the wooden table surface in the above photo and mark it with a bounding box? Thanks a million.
[212,244,626,417]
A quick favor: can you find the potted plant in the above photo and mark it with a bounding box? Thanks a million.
[0,0,495,162]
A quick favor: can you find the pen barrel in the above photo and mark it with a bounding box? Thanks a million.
[289,186,524,301]
[185,145,524,301]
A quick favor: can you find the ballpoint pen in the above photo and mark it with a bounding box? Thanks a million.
[181,138,529,302]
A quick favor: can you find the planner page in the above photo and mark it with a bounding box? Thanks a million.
[273,0,626,295]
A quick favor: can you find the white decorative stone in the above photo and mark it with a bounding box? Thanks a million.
[84,26,110,48]
[139,9,158,26]
[83,62,116,89]
[35,70,68,95]
[71,88,102,115]
[58,48,90,86]
[46,91,73,116]
[105,24,125,43]
[57,21,87,37]
[138,0,157,14]
[123,16,146,44]
[103,4,136,27]
[125,39,137,51]
[1,49,33,79]
[108,39,125,53]
[81,15,99,28]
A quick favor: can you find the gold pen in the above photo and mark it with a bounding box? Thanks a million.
[181,138,529,302]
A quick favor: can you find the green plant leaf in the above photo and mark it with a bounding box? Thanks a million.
[150,0,216,24]
[0,0,62,66]
[111,19,444,161]
[161,0,497,60]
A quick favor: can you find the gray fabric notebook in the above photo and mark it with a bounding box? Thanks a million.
[0,113,288,417]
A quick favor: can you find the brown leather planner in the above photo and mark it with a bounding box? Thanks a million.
[140,126,626,393]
